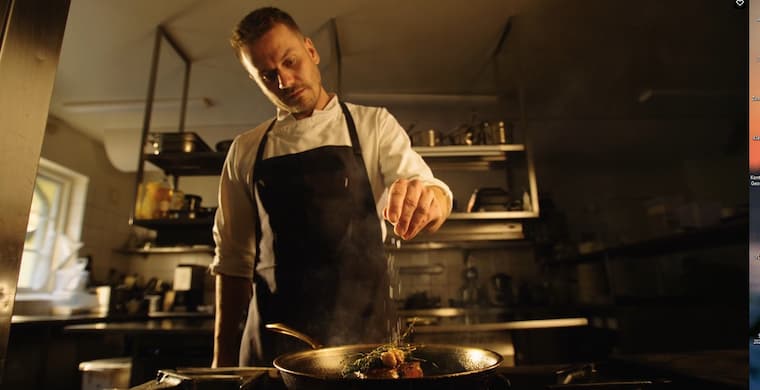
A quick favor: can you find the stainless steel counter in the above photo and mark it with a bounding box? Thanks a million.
[11,310,212,326]
[64,317,213,335]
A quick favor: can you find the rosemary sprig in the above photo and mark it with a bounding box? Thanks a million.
[341,344,417,377]
[341,319,420,378]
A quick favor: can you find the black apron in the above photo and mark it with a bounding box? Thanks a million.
[239,102,392,365]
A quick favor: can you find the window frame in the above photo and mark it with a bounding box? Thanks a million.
[17,158,88,292]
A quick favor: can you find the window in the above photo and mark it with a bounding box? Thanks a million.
[17,158,88,291]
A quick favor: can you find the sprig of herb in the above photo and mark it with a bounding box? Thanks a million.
[341,320,420,378]
[341,344,417,376]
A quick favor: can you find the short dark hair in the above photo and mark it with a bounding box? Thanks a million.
[230,7,302,53]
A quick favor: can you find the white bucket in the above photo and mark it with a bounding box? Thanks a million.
[79,357,131,390]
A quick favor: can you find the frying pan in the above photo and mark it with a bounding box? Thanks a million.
[266,323,508,390]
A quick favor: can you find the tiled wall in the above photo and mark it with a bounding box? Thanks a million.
[392,246,537,308]
[120,247,538,310]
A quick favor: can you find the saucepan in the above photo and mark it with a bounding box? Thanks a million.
[266,323,509,390]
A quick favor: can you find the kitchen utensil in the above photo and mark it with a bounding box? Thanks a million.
[266,322,323,349]
[483,121,509,145]
[184,194,202,219]
[447,125,474,146]
[409,128,440,147]
[467,187,511,212]
[145,132,212,154]
[130,367,277,390]
[265,323,505,390]
[460,266,483,307]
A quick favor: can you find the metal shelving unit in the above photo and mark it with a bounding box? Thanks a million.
[128,26,216,250]
[398,144,540,249]
[412,144,540,218]
[144,151,226,177]
[126,27,538,251]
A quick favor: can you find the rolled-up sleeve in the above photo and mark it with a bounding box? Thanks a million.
[375,108,453,213]
[210,136,258,280]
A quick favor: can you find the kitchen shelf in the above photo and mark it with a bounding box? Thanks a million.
[132,217,214,229]
[132,217,215,247]
[413,145,527,170]
[144,151,226,176]
[114,245,214,255]
[386,239,534,251]
[412,317,589,334]
[448,211,537,220]
[547,216,748,265]
[413,144,525,157]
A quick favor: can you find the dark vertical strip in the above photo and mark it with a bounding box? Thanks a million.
[178,58,191,134]
[0,0,11,51]
[491,17,512,85]
[0,0,70,381]
[159,25,191,134]
[330,18,342,96]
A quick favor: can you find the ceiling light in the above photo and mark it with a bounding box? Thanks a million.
[61,97,213,113]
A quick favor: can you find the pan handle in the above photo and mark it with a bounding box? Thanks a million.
[265,323,323,349]
[484,372,512,390]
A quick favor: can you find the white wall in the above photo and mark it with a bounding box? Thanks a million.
[41,117,135,283]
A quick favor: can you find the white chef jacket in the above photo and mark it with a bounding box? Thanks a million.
[210,95,452,289]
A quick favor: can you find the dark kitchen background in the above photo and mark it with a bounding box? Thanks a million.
[0,0,748,389]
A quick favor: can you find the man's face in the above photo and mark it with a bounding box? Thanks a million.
[239,23,323,117]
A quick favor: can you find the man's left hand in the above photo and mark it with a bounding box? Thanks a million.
[383,179,450,240]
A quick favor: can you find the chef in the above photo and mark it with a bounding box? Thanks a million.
[210,7,452,367]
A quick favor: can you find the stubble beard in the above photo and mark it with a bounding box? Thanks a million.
[284,86,320,117]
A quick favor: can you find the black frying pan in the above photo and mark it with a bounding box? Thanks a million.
[266,323,507,390]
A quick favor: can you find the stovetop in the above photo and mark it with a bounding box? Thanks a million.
[130,360,732,390]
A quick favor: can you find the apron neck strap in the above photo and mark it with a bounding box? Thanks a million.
[338,101,363,157]
[254,119,277,172]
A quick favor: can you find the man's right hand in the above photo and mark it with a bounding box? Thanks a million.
[383,179,450,240]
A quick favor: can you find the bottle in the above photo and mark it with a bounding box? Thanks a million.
[169,185,184,218]
[480,122,491,145]
[155,177,172,219]
[497,121,507,144]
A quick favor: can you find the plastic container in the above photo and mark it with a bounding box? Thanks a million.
[54,269,89,291]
